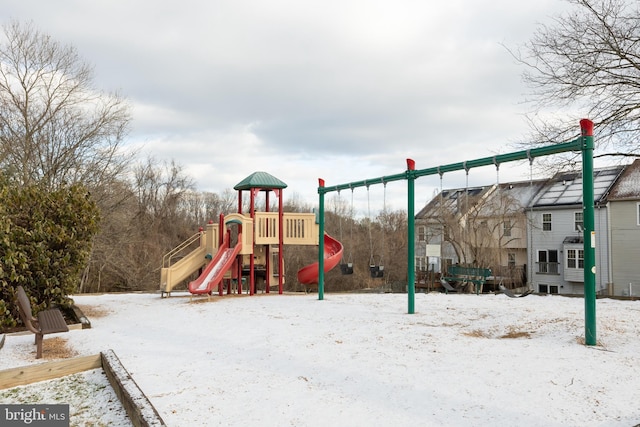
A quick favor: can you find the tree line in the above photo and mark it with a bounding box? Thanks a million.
[3,0,640,323]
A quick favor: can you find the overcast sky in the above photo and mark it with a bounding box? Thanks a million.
[3,0,579,215]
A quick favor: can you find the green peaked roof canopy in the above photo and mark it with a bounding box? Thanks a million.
[234,171,288,190]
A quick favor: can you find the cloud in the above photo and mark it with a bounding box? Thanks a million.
[4,0,571,213]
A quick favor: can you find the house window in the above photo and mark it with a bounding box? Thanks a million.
[503,220,512,237]
[567,249,584,269]
[537,250,559,274]
[507,253,516,268]
[542,213,552,231]
[539,284,559,294]
[418,226,426,242]
[574,212,584,232]
[415,256,427,271]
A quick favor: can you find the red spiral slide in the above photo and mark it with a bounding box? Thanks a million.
[297,233,343,285]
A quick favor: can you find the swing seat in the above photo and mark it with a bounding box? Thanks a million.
[340,263,354,275]
[369,265,384,278]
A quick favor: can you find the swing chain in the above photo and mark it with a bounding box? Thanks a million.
[367,184,374,266]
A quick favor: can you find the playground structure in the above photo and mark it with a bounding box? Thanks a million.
[316,120,599,346]
[160,172,343,297]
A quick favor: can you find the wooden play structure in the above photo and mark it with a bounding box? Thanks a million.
[160,172,343,297]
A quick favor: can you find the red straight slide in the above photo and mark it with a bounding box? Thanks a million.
[297,233,343,285]
[188,233,242,295]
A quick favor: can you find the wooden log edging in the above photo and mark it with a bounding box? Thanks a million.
[0,354,102,389]
[101,349,167,427]
[0,351,166,427]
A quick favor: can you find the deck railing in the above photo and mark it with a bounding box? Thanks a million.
[537,262,559,274]
[254,212,319,246]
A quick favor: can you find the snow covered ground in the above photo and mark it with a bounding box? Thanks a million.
[0,368,131,426]
[1,291,640,426]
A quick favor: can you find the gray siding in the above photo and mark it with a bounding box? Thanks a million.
[529,210,570,293]
[610,201,640,296]
[595,206,611,294]
[528,208,610,295]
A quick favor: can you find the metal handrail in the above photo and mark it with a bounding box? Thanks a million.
[161,231,203,268]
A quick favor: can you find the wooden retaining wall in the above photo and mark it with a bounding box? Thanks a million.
[0,350,166,427]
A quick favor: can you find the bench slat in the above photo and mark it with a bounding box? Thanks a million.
[38,309,69,334]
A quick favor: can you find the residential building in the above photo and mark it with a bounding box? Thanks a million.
[415,185,488,277]
[606,159,640,296]
[414,180,543,289]
[526,165,623,295]
[416,162,638,295]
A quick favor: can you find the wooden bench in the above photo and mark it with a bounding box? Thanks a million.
[15,286,69,359]
[441,266,492,295]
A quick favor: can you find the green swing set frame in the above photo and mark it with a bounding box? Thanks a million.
[316,120,598,346]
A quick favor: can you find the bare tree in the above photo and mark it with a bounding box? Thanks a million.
[79,158,197,292]
[512,0,640,163]
[0,20,131,189]
[461,190,526,273]
[375,209,408,290]
[201,189,238,222]
[419,185,529,291]
[79,178,137,293]
[133,158,195,229]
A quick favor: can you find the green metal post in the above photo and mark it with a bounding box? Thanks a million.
[407,159,416,314]
[580,119,596,345]
[318,179,325,300]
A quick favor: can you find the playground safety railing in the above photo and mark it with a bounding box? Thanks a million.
[162,231,204,269]
[254,212,319,246]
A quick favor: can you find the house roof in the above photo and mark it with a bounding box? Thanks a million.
[415,186,490,219]
[233,171,288,190]
[416,163,632,218]
[607,159,640,201]
[475,180,547,216]
[531,165,624,208]
[415,179,547,220]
